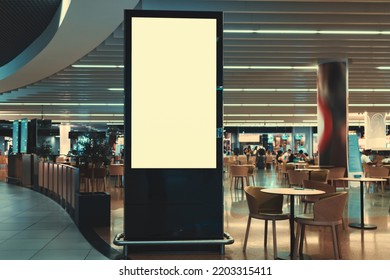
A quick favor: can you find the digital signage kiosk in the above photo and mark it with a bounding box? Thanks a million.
[123,10,224,252]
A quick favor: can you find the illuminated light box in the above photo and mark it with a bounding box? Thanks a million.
[12,120,19,154]
[130,16,217,168]
[20,118,28,154]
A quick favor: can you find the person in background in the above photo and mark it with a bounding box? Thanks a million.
[276,150,283,163]
[279,149,291,163]
[297,150,309,162]
[256,148,266,169]
[361,149,374,165]
[287,149,295,162]
[252,146,258,156]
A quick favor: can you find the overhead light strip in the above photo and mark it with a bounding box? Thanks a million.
[0,103,122,106]
[224,29,390,35]
[51,120,124,123]
[72,64,124,68]
[0,113,123,117]
[224,113,365,117]
[108,88,124,91]
[224,65,317,70]
[224,104,317,107]
[224,88,317,92]
[225,88,390,93]
[72,64,318,71]
[224,103,390,107]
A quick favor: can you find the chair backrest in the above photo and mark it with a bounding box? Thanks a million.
[303,179,336,200]
[280,162,287,173]
[247,165,255,175]
[248,156,256,165]
[109,164,124,176]
[93,167,106,178]
[368,166,389,178]
[310,169,329,182]
[0,156,7,164]
[237,155,247,163]
[287,170,309,186]
[265,155,273,163]
[362,163,370,176]
[327,167,346,180]
[303,180,336,193]
[230,165,249,177]
[313,192,348,222]
[244,186,283,215]
[286,164,295,171]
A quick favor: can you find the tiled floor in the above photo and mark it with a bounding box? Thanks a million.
[2,166,390,260]
[0,181,108,260]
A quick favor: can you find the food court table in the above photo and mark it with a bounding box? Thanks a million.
[336,177,386,230]
[261,187,325,259]
[294,168,328,180]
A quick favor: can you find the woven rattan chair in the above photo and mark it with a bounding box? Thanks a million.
[243,186,289,259]
[230,165,249,189]
[327,167,347,190]
[294,192,348,260]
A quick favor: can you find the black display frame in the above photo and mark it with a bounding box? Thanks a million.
[124,10,223,250]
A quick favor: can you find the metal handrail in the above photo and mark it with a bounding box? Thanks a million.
[113,232,234,259]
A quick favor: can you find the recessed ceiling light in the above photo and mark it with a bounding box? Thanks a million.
[108,88,124,91]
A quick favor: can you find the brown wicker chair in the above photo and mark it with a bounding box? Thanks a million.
[287,170,309,188]
[108,164,124,188]
[294,192,348,259]
[243,186,289,259]
[302,180,337,213]
[310,169,329,183]
[327,167,347,190]
[230,165,249,189]
[367,166,389,193]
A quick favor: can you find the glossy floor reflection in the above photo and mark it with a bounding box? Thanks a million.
[101,167,390,260]
[0,181,108,260]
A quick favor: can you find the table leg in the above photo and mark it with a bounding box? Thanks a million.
[349,181,377,230]
[276,194,295,260]
[289,194,295,258]
[276,194,311,260]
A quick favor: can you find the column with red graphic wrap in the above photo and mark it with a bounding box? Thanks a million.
[317,60,348,168]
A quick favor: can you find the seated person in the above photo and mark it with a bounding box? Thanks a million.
[297,150,309,162]
[382,157,390,164]
[288,150,295,163]
[279,149,292,163]
[361,149,374,165]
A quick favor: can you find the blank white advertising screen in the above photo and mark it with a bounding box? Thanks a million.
[131,17,217,168]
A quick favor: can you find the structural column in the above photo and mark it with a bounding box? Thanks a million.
[317,60,348,167]
[59,123,71,156]
[364,112,386,149]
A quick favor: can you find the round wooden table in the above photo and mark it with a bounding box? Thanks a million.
[261,187,325,259]
[294,168,329,180]
[336,177,386,230]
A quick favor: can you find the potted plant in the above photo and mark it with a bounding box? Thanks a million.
[78,135,112,168]
[35,139,53,161]
[75,134,112,227]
